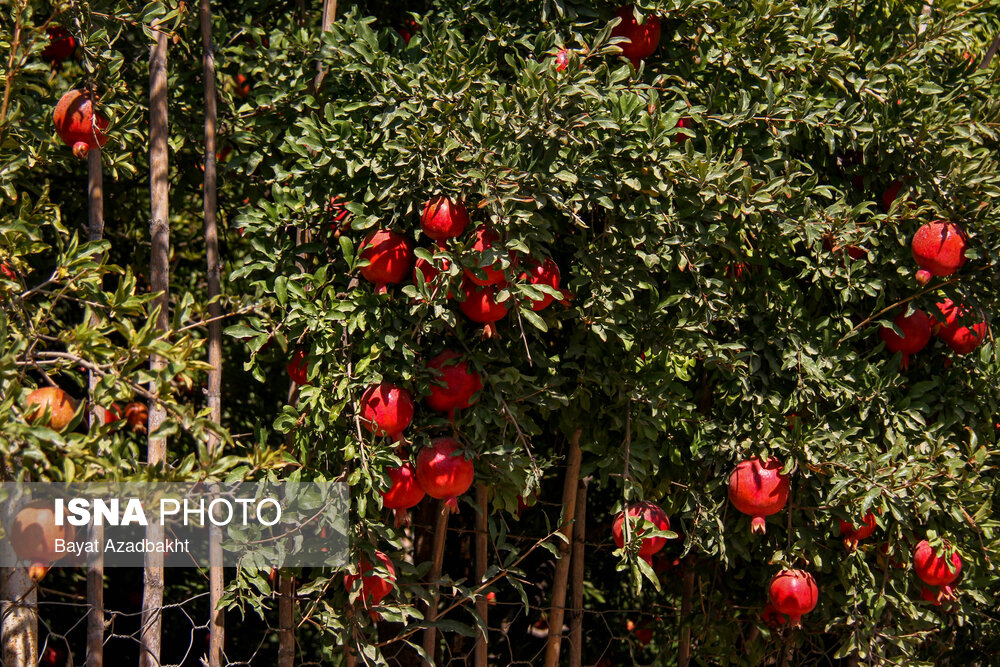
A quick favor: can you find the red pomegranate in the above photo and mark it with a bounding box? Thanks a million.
[25,387,77,432]
[328,196,351,232]
[234,74,251,98]
[10,502,74,564]
[465,226,507,286]
[397,17,421,44]
[1,263,15,281]
[413,253,452,295]
[39,645,67,666]
[612,501,670,561]
[425,351,482,413]
[932,299,987,355]
[626,618,653,646]
[415,437,475,511]
[728,457,790,534]
[359,382,414,441]
[674,117,693,143]
[42,26,76,64]
[878,308,931,364]
[882,180,906,211]
[101,403,122,425]
[421,196,469,242]
[459,279,509,337]
[913,540,962,587]
[767,569,818,628]
[359,229,414,293]
[838,512,877,550]
[554,48,569,71]
[287,349,310,386]
[520,259,561,311]
[123,401,148,433]
[381,462,425,526]
[53,89,108,159]
[610,5,661,65]
[343,550,396,618]
[761,603,788,629]
[911,221,967,285]
[29,563,50,582]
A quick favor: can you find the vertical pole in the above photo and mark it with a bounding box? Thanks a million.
[140,24,169,667]
[86,146,105,667]
[568,480,587,667]
[421,506,450,665]
[1,496,36,667]
[278,574,295,667]
[678,554,696,667]
[473,485,488,667]
[542,429,583,667]
[199,1,225,664]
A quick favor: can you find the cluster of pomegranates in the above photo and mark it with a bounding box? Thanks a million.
[877,220,987,365]
[356,195,566,337]
[22,386,147,433]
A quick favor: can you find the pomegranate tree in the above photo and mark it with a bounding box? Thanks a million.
[286,349,310,386]
[913,540,962,595]
[53,89,108,158]
[911,221,967,285]
[415,437,475,511]
[728,456,790,534]
[421,196,469,242]
[878,308,931,366]
[612,501,671,562]
[24,387,77,432]
[359,229,414,293]
[343,550,397,619]
[767,570,818,628]
[459,278,509,337]
[381,462,425,526]
[425,351,482,413]
[465,226,507,286]
[932,299,987,355]
[838,512,877,549]
[610,5,661,66]
[359,382,414,442]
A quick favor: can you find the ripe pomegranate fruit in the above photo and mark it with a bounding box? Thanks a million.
[520,259,561,311]
[612,501,670,562]
[421,196,469,242]
[101,403,122,425]
[767,569,818,628]
[932,299,987,355]
[626,619,653,646]
[425,351,482,414]
[123,401,148,433]
[343,550,396,619]
[459,279,509,337]
[465,226,507,286]
[234,74,251,98]
[25,387,77,432]
[878,308,931,367]
[610,5,661,66]
[882,180,906,211]
[674,117,693,143]
[728,457,790,534]
[39,645,67,667]
[761,603,788,629]
[42,26,76,64]
[1,262,15,281]
[838,512,877,550]
[913,540,962,588]
[413,254,452,298]
[359,382,414,441]
[29,563,50,582]
[359,229,414,293]
[486,591,497,605]
[381,462,425,526]
[53,89,108,158]
[415,437,475,511]
[554,48,569,71]
[911,221,967,285]
[287,349,310,386]
[10,502,73,564]
[397,17,421,44]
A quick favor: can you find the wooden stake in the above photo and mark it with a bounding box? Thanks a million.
[678,554,696,667]
[421,504,450,665]
[1,494,36,667]
[199,1,225,663]
[568,479,588,667]
[86,146,105,667]
[474,485,488,667]
[140,26,169,667]
[542,429,583,667]
[278,573,295,667]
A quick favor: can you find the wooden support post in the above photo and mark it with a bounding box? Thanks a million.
[568,479,588,667]
[421,505,450,665]
[278,573,295,667]
[474,485,489,667]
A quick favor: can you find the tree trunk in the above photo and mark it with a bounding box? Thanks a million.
[199,1,225,664]
[421,505,450,666]
[86,145,105,667]
[473,485,488,667]
[542,429,583,667]
[140,26,169,667]
[568,479,587,667]
[278,574,295,667]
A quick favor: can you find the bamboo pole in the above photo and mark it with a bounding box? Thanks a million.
[86,145,105,667]
[199,1,225,664]
[139,26,169,667]
[473,485,488,667]
[421,505,450,665]
[278,574,295,667]
[568,479,588,667]
[542,428,583,667]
